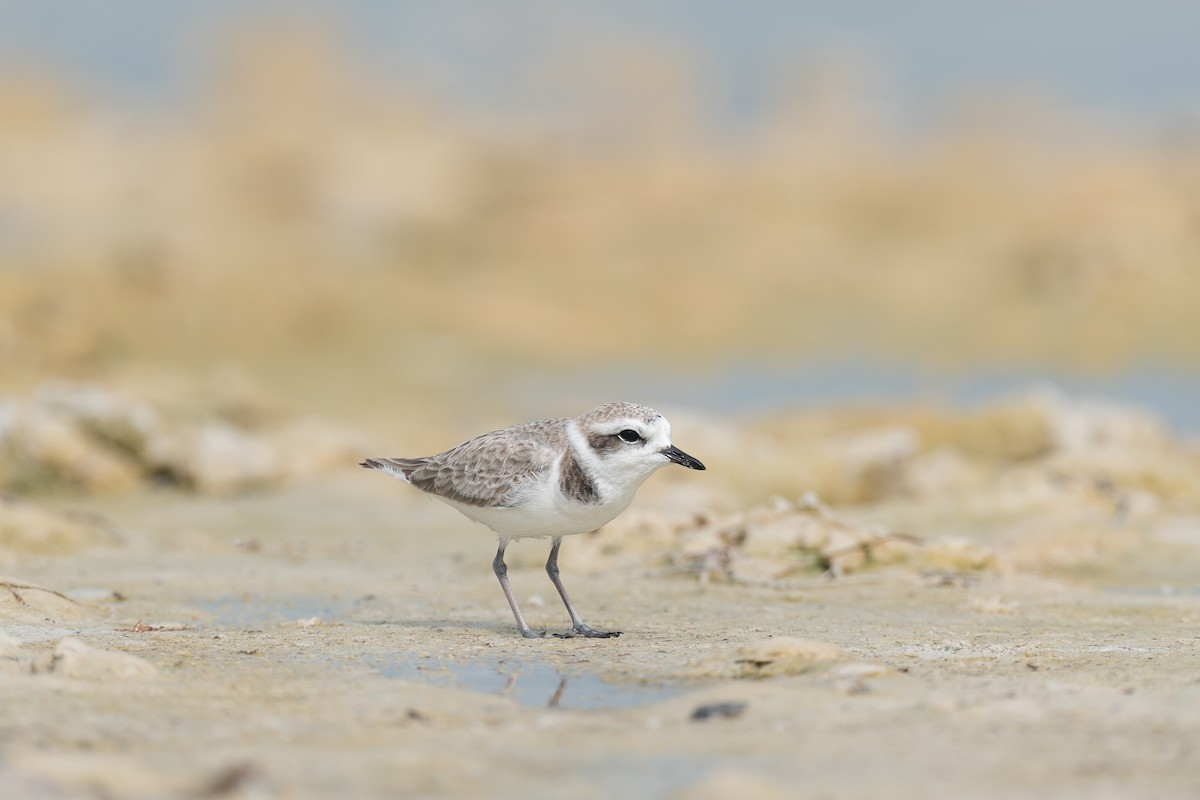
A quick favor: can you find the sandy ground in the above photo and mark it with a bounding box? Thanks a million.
[2,469,1199,800]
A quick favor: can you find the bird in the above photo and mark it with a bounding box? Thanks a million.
[361,401,705,638]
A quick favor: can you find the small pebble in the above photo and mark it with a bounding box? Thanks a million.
[690,702,747,722]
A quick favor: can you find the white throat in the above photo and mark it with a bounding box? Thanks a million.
[565,418,668,503]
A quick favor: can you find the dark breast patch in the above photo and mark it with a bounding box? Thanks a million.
[559,449,600,504]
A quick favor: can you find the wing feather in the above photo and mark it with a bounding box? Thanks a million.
[362,418,567,508]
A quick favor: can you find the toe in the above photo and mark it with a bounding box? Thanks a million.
[578,626,621,638]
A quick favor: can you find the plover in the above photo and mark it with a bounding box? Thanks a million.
[362,402,705,638]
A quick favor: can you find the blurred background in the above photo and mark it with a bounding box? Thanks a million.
[2,0,1199,451]
[5,9,1200,796]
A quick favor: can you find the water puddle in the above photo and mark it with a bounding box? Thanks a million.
[193,593,685,710]
[374,654,684,710]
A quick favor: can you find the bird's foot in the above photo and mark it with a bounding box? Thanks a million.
[519,627,550,639]
[552,624,622,639]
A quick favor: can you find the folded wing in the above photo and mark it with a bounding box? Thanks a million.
[361,420,566,508]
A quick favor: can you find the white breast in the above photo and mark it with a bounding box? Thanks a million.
[441,480,634,540]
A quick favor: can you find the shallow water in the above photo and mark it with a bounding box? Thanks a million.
[194,592,684,710]
[375,655,685,710]
[518,360,1200,434]
[10,2,1200,128]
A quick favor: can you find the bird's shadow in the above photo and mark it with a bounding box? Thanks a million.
[358,616,621,640]
[357,617,521,635]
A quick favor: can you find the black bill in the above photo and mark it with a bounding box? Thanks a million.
[661,445,705,470]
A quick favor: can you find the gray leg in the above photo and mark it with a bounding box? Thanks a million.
[493,538,546,639]
[545,536,621,638]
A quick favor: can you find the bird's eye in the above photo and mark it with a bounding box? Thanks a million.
[617,429,642,443]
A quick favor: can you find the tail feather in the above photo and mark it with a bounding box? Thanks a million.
[360,457,424,483]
